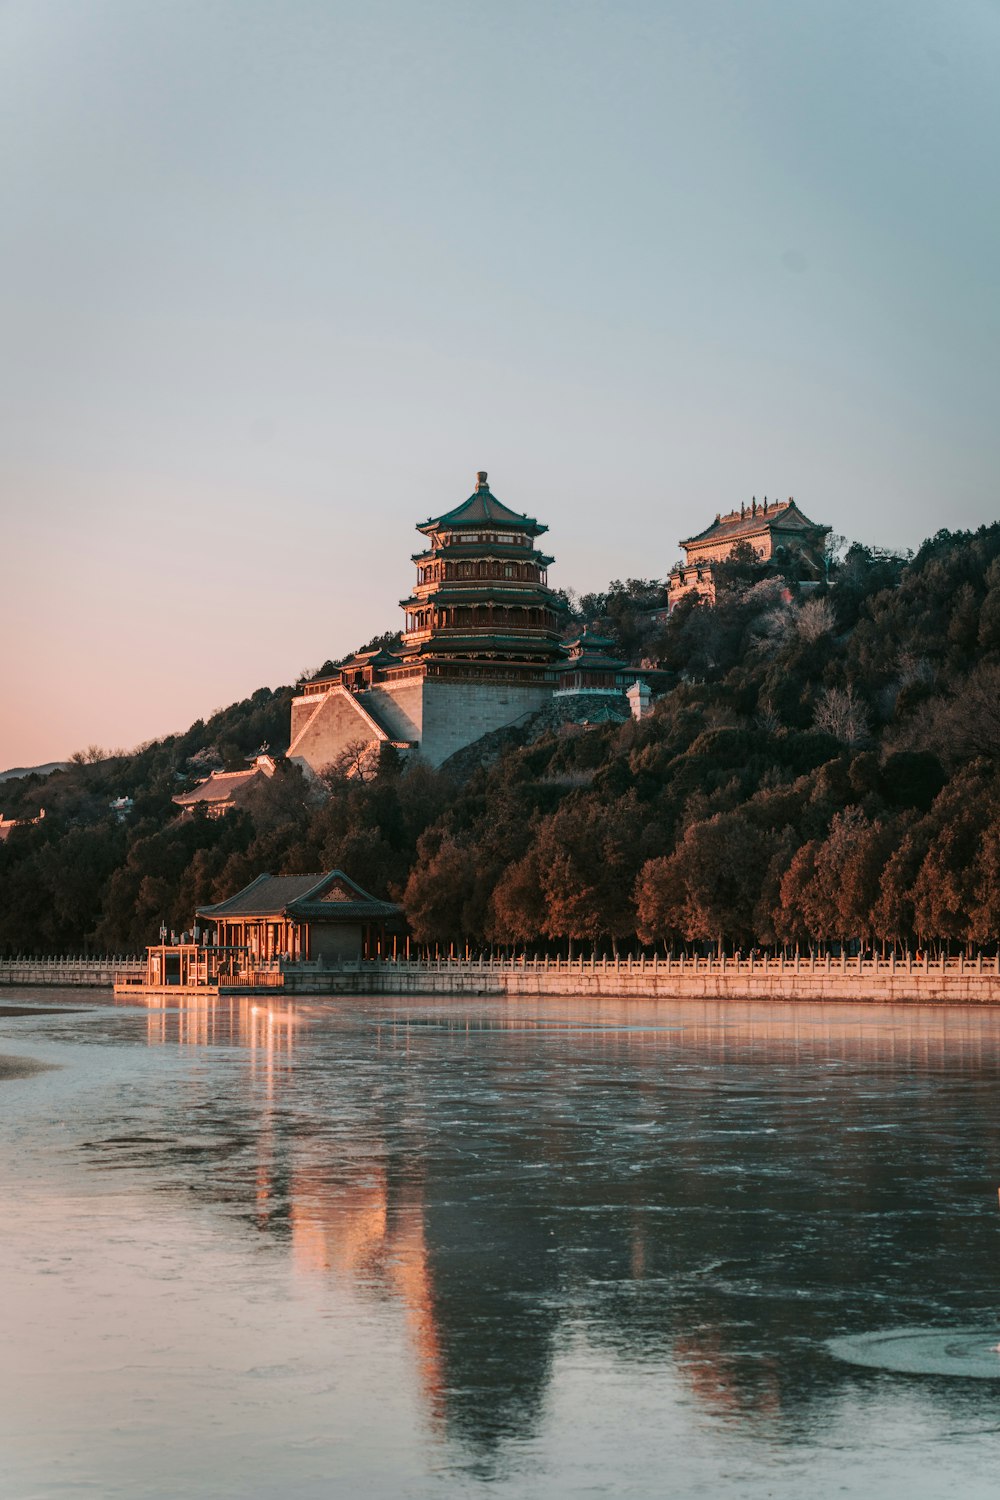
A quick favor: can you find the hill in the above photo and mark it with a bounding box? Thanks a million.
[2,524,999,956]
[0,762,69,784]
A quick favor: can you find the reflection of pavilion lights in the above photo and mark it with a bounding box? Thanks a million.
[136,993,299,1062]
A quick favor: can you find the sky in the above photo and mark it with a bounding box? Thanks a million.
[1,0,998,768]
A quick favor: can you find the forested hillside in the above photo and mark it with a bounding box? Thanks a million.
[2,524,1000,956]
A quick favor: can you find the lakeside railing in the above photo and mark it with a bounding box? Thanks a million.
[0,956,145,986]
[3,952,998,988]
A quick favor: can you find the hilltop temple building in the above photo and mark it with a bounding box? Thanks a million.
[288,472,646,777]
[173,754,278,818]
[668,497,830,611]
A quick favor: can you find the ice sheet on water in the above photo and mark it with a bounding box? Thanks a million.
[828,1327,1000,1378]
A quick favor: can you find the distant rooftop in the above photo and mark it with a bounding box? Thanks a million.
[681,498,830,551]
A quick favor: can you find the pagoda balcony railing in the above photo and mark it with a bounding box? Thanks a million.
[403,622,561,643]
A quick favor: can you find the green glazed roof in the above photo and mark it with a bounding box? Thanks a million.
[417,473,547,537]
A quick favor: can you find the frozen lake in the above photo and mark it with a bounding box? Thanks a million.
[2,992,1000,1498]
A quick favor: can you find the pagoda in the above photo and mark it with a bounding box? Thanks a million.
[287,471,567,773]
[400,471,565,680]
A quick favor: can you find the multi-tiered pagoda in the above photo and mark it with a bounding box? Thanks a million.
[400,472,565,681]
[288,472,568,774]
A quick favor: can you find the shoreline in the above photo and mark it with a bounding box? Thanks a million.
[4,951,1000,1006]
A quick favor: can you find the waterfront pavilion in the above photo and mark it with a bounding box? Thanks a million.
[197,870,404,962]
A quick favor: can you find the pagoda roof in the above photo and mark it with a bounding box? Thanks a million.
[400,586,556,607]
[411,543,554,564]
[197,870,402,922]
[410,546,560,567]
[681,499,830,551]
[403,634,560,655]
[417,472,547,537]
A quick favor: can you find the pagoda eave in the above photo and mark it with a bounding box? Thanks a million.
[409,545,555,566]
[416,517,548,539]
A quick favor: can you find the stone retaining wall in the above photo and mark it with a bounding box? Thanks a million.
[4,954,999,1005]
[283,956,1000,1004]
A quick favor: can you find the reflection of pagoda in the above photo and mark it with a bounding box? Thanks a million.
[288,472,567,774]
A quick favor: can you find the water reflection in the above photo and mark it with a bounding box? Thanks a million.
[106,993,1000,1463]
[143,991,298,1057]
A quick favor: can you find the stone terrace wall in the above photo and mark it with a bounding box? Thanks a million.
[284,954,1000,1004]
[5,954,999,1004]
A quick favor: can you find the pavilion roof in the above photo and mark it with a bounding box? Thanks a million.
[197,870,402,921]
[564,628,619,652]
[337,648,402,671]
[557,649,627,673]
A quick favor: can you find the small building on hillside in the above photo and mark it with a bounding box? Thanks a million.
[668,497,830,611]
[553,630,628,696]
[197,869,404,962]
[0,807,45,843]
[173,754,277,818]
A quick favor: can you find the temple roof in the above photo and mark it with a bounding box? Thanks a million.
[681,499,830,551]
[417,472,547,537]
[172,765,270,808]
[197,870,402,921]
[306,647,402,687]
[337,648,402,671]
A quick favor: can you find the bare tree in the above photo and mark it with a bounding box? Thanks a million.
[795,595,836,642]
[813,685,870,746]
[324,738,381,784]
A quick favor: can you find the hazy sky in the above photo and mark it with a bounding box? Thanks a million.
[2,0,998,768]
